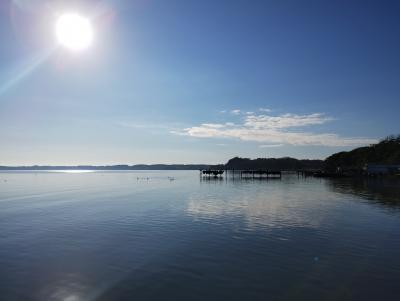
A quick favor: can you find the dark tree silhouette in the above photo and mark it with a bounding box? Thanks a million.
[325,135,400,171]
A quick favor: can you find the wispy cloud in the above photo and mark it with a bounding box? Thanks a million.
[259,108,272,112]
[230,109,241,115]
[201,123,226,129]
[245,113,334,129]
[172,112,377,147]
[259,144,283,148]
[116,121,179,133]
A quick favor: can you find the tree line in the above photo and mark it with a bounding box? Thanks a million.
[325,135,400,171]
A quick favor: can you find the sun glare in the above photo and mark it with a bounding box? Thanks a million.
[56,13,93,51]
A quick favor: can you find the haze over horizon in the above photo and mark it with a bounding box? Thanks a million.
[1,0,399,165]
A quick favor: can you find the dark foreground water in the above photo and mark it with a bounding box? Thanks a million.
[1,171,400,301]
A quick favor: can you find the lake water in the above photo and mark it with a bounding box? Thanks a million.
[1,171,400,301]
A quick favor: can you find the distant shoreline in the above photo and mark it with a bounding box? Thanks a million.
[0,165,211,171]
[0,157,324,171]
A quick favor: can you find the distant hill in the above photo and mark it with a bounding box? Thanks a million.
[0,164,210,171]
[7,136,399,173]
[223,157,323,171]
[0,158,325,171]
[325,135,400,171]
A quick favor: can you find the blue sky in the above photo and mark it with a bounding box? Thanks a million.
[0,0,399,165]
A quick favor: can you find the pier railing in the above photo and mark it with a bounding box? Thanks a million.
[200,169,282,179]
[201,170,225,177]
[237,170,282,178]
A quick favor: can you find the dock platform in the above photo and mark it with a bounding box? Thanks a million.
[238,170,282,179]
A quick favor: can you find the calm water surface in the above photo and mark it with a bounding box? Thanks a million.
[1,171,400,300]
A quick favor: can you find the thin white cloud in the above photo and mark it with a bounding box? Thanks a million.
[245,113,334,129]
[201,123,225,129]
[230,109,241,115]
[259,144,283,148]
[172,112,377,147]
[259,108,272,112]
[117,121,180,133]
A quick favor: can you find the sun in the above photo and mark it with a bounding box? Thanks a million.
[55,13,94,51]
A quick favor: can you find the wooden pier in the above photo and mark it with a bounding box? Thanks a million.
[297,170,316,177]
[201,169,225,178]
[200,169,283,180]
[238,170,282,179]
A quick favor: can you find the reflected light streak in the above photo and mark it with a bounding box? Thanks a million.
[0,47,55,97]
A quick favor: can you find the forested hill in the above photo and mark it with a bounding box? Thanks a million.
[224,157,323,171]
[325,135,400,170]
